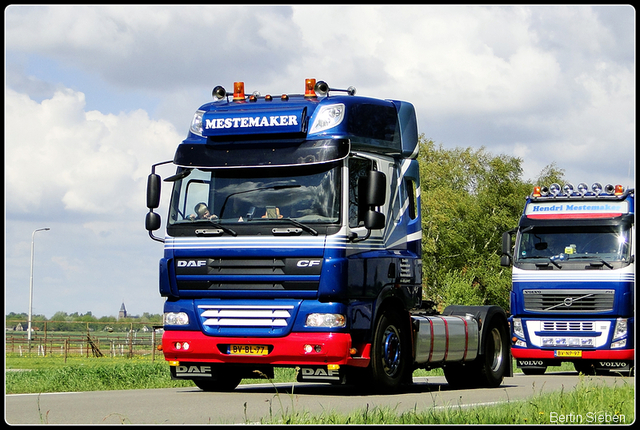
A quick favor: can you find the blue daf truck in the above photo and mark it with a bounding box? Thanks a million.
[145,79,511,391]
[501,183,634,375]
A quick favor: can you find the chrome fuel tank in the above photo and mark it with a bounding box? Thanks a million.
[412,315,479,364]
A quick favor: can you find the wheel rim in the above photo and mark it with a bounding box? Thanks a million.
[490,327,503,372]
[382,325,402,377]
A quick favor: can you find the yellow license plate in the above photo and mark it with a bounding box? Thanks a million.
[555,350,582,358]
[229,345,269,356]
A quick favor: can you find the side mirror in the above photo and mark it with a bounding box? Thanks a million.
[147,173,161,209]
[360,170,386,207]
[500,231,513,267]
[352,170,386,243]
[358,170,386,227]
[364,210,385,230]
[145,211,161,232]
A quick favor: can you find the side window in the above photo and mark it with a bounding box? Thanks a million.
[405,178,417,220]
[349,157,374,228]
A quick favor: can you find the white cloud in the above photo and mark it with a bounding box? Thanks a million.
[5,88,180,216]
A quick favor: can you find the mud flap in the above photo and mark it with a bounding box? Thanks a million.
[297,366,346,384]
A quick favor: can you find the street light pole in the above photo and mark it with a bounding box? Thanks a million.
[28,227,50,352]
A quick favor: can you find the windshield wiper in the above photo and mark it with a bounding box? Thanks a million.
[193,219,237,236]
[521,255,562,269]
[262,217,318,236]
[570,255,614,269]
[547,257,562,269]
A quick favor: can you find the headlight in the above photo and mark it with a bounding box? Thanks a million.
[512,318,524,338]
[309,104,345,134]
[305,313,346,328]
[190,110,205,136]
[612,318,628,340]
[164,312,189,325]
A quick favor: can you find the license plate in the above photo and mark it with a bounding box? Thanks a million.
[229,345,269,356]
[555,350,582,358]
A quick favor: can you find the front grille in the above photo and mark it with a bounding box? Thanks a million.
[523,289,615,313]
[175,257,322,292]
[199,304,294,327]
[542,321,595,331]
[197,301,300,337]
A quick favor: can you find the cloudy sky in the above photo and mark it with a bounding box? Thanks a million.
[4,5,635,319]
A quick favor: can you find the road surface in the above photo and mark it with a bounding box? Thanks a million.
[5,372,632,424]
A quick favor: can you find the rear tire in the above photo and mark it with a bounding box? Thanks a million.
[444,312,509,388]
[476,319,510,387]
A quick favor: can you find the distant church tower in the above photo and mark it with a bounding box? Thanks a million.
[118,301,127,320]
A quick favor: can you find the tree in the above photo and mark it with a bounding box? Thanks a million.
[535,162,565,186]
[417,136,534,311]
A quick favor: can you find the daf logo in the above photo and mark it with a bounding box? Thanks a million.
[297,260,320,268]
[176,365,211,374]
[178,260,207,268]
[301,368,339,377]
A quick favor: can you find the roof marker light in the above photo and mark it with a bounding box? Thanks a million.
[563,183,574,195]
[592,182,603,195]
[549,183,561,196]
[305,78,317,97]
[233,82,245,101]
[577,182,589,195]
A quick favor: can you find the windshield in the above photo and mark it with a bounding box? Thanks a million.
[168,163,340,226]
[516,225,632,263]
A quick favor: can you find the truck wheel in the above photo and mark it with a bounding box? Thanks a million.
[476,319,509,387]
[193,375,242,392]
[446,314,509,388]
[574,361,597,375]
[370,310,411,391]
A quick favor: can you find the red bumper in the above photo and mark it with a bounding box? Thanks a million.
[162,330,370,367]
[512,348,634,361]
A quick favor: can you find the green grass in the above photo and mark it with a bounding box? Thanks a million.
[5,354,296,394]
[256,378,634,424]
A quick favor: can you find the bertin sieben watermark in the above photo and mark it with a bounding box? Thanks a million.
[549,410,627,424]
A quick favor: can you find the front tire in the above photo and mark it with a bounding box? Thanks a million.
[370,310,412,391]
[521,366,547,375]
[193,374,242,392]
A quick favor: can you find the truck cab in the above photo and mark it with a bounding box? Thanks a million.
[502,183,634,375]
[146,79,511,391]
